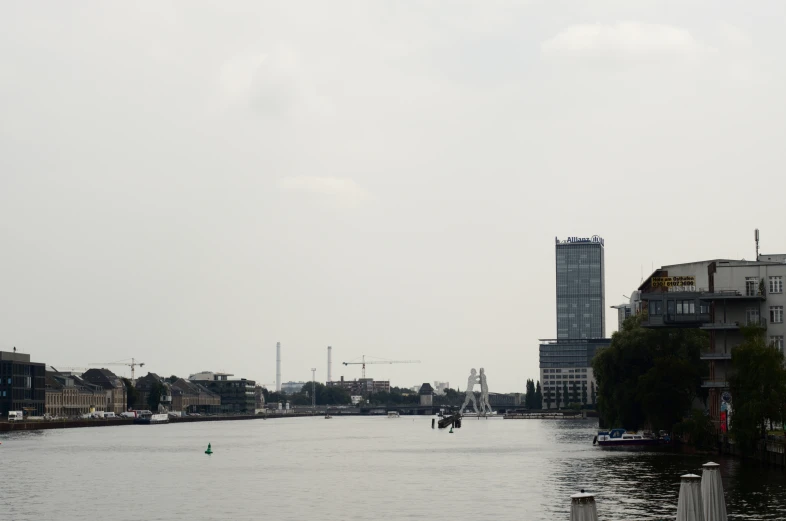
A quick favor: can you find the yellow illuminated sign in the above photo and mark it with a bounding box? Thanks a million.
[651,276,696,288]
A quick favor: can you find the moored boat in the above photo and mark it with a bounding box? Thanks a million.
[594,428,670,449]
[134,412,169,425]
[387,411,400,418]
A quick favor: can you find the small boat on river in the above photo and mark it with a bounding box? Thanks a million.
[387,411,400,418]
[134,412,169,425]
[594,429,671,449]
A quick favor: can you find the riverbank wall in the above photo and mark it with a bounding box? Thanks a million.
[718,434,786,467]
[0,413,304,432]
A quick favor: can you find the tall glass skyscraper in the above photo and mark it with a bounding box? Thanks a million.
[539,236,607,409]
[555,237,605,339]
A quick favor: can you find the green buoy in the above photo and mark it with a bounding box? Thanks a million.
[449,427,454,433]
[205,443,213,455]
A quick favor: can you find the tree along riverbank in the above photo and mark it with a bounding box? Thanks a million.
[594,315,786,467]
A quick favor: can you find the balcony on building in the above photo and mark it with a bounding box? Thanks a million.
[701,287,766,301]
[700,317,766,331]
[639,292,711,328]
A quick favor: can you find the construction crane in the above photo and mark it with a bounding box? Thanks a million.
[90,357,145,384]
[342,355,420,378]
[50,366,88,373]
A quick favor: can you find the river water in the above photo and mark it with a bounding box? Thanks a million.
[2,416,785,520]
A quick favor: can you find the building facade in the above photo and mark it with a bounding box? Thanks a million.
[487,392,522,407]
[189,372,255,413]
[418,383,434,406]
[540,236,607,409]
[539,338,610,409]
[170,378,220,413]
[0,351,46,417]
[433,381,449,395]
[555,236,605,339]
[81,368,127,414]
[327,377,390,395]
[45,371,106,417]
[280,381,307,395]
[637,258,786,430]
[134,373,173,411]
[611,303,632,332]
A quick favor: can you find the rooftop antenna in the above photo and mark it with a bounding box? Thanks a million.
[755,228,760,260]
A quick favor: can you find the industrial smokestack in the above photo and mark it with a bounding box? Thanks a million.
[327,346,332,383]
[276,342,281,392]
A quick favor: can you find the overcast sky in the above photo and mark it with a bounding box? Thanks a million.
[2,2,785,392]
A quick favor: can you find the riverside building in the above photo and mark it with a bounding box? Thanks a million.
[188,371,256,413]
[636,256,786,430]
[45,370,105,417]
[327,376,390,395]
[0,350,46,417]
[540,236,608,409]
[611,303,632,332]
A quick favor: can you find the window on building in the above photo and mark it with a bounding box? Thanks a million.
[675,301,695,314]
[771,306,784,324]
[648,300,663,316]
[771,336,784,352]
[746,277,759,296]
[747,308,760,325]
[667,301,675,315]
[770,276,783,294]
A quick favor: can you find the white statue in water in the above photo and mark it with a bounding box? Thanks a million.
[460,368,480,414]
[478,367,492,415]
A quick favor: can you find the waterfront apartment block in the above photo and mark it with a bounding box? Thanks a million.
[170,378,220,413]
[327,376,391,395]
[540,236,608,409]
[636,257,786,430]
[81,368,128,414]
[45,370,106,417]
[0,351,46,417]
[189,372,256,413]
